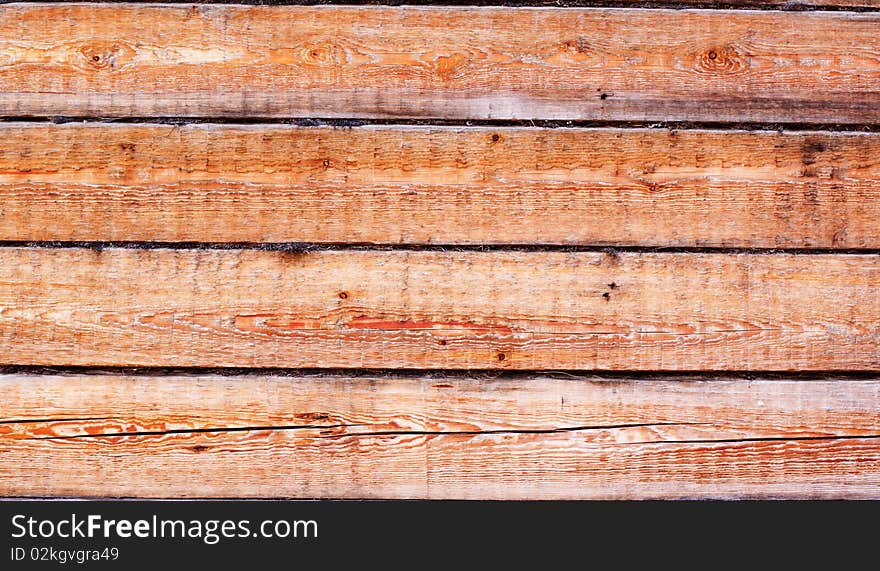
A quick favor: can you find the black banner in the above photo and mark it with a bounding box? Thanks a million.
[0,500,875,567]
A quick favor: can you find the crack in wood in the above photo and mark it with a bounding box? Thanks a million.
[623,434,880,445]
[27,423,363,440]
[26,421,706,441]
[23,423,880,446]
[315,421,708,438]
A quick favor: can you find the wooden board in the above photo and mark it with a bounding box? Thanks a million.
[3,5,880,122]
[2,248,878,370]
[2,1,878,502]
[2,123,880,247]
[2,373,878,499]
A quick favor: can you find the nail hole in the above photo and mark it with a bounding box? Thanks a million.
[708,50,718,60]
[497,352,506,361]
[491,133,500,143]
[337,291,348,299]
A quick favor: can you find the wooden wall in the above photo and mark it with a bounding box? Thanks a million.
[1,2,878,499]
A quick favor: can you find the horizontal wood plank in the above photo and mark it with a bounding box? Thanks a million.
[2,6,880,122]
[1,248,878,370]
[2,373,878,498]
[2,124,880,247]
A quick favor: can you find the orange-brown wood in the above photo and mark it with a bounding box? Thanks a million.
[2,5,880,122]
[2,1,879,503]
[2,123,879,247]
[1,248,878,370]
[2,373,878,499]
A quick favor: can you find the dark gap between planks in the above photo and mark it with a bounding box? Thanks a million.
[3,242,880,255]
[7,117,880,132]
[2,366,878,381]
[1,0,879,13]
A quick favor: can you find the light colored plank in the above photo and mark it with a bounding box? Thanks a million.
[2,6,880,122]
[2,123,879,247]
[1,373,878,498]
[1,248,878,370]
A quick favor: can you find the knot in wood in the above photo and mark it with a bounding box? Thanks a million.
[300,41,343,67]
[695,45,749,76]
[78,42,135,71]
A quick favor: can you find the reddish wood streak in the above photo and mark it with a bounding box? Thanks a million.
[346,317,514,334]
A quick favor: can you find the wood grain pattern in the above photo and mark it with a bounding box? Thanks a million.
[1,248,878,370]
[2,123,879,247]
[3,5,880,122]
[2,373,878,498]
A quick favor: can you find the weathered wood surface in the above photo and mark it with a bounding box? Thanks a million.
[2,5,880,122]
[1,248,878,370]
[2,373,877,498]
[2,123,879,247]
